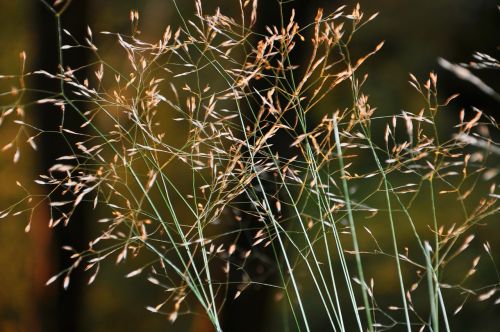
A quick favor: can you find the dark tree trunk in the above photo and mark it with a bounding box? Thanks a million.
[31,1,90,332]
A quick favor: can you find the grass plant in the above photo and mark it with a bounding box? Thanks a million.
[1,1,498,331]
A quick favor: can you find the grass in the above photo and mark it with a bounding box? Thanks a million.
[1,1,499,331]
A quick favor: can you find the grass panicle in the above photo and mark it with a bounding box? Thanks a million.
[0,1,498,331]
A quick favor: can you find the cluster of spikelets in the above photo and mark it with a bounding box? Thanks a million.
[0,1,499,331]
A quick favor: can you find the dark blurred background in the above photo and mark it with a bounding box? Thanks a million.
[0,0,498,331]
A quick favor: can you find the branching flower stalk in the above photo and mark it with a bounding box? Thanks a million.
[0,1,498,331]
